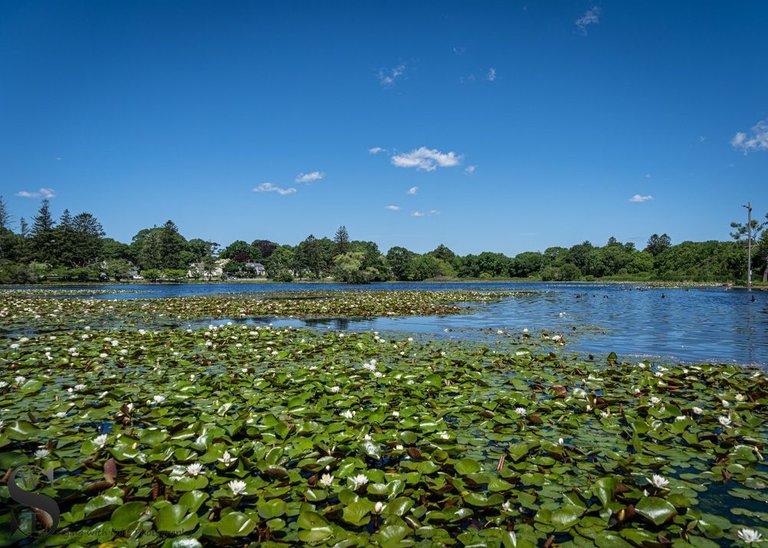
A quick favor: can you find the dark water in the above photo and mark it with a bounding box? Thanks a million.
[5,282,768,367]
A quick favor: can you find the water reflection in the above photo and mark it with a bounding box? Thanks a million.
[5,282,767,366]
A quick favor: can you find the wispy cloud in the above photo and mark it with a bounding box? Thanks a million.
[16,188,55,199]
[411,209,440,217]
[385,205,401,211]
[407,186,419,195]
[392,147,461,171]
[575,6,601,35]
[368,146,387,155]
[487,68,496,82]
[253,183,296,195]
[629,194,653,203]
[452,46,466,55]
[465,165,477,175]
[378,64,406,87]
[731,119,768,154]
[295,171,324,183]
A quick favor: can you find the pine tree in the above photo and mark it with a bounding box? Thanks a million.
[334,225,350,255]
[30,199,57,263]
[0,196,9,230]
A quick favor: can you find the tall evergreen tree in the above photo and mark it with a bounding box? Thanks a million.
[30,199,56,263]
[0,196,8,230]
[334,225,350,255]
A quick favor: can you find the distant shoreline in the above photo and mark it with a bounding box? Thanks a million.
[2,278,765,289]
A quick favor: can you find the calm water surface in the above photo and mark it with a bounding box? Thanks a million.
[7,282,768,367]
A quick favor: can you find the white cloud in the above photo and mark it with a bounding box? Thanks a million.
[391,147,461,171]
[411,209,440,217]
[368,146,387,155]
[378,64,406,87]
[453,46,466,55]
[575,6,600,34]
[253,183,296,195]
[629,194,653,203]
[487,68,496,82]
[385,205,401,211]
[731,119,768,154]
[295,171,324,183]
[465,165,477,175]
[407,186,419,195]
[16,188,55,199]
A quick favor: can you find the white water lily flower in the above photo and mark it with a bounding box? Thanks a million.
[692,406,704,415]
[392,410,400,417]
[0,381,8,388]
[10,343,19,349]
[329,386,340,393]
[341,410,355,419]
[93,434,108,448]
[650,396,661,405]
[54,412,66,418]
[649,475,669,489]
[319,473,334,487]
[14,376,26,385]
[34,449,50,459]
[718,416,732,427]
[373,502,384,514]
[228,479,247,496]
[348,473,369,490]
[153,395,166,403]
[502,500,513,512]
[186,463,204,476]
[558,438,565,446]
[735,394,746,402]
[373,371,384,378]
[514,407,527,416]
[737,528,763,544]
[218,451,235,465]
[722,400,731,408]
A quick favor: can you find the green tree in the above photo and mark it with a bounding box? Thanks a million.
[71,212,105,266]
[220,240,252,261]
[511,252,543,277]
[334,226,350,255]
[386,246,416,280]
[645,233,672,256]
[408,255,454,280]
[251,240,277,260]
[29,199,57,264]
[264,245,295,281]
[731,211,768,282]
[0,196,9,230]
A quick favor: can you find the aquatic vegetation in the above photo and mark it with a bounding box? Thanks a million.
[0,290,526,333]
[1,325,767,546]
[0,288,146,297]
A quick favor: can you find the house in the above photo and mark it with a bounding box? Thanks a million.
[188,258,230,279]
[245,262,266,276]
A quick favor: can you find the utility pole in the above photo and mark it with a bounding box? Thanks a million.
[743,202,752,291]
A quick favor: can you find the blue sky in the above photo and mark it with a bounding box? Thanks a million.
[1,1,767,255]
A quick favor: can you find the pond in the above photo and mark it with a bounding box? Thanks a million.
[5,282,767,367]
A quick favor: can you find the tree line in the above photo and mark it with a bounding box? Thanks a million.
[1,196,766,284]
